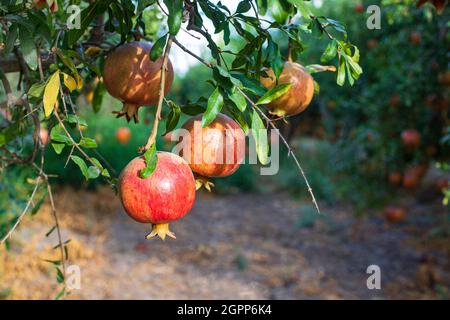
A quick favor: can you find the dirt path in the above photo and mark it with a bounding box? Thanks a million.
[1,187,449,299]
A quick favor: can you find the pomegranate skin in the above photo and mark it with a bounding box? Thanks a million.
[180,114,246,178]
[103,41,174,122]
[118,152,195,225]
[260,61,314,116]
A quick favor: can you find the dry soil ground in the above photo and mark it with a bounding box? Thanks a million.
[0,185,449,299]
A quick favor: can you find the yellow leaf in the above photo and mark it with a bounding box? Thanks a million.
[43,70,60,117]
[63,73,77,92]
[75,74,83,90]
[84,46,102,57]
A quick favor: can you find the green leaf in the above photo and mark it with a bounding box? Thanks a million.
[56,267,64,283]
[229,87,247,112]
[51,143,65,155]
[321,39,338,63]
[164,0,183,35]
[28,82,46,98]
[150,34,168,61]
[140,144,158,179]
[92,81,105,113]
[337,57,346,86]
[67,0,114,47]
[256,83,292,105]
[236,0,251,13]
[79,137,97,148]
[256,0,268,15]
[266,38,284,79]
[87,166,100,179]
[71,155,89,180]
[165,101,181,134]
[66,114,88,127]
[18,25,37,70]
[231,73,267,96]
[54,288,65,300]
[202,87,224,127]
[251,110,269,165]
[50,125,72,145]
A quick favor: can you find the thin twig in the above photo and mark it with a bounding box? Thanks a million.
[173,37,213,67]
[237,87,320,213]
[143,36,173,151]
[0,177,42,244]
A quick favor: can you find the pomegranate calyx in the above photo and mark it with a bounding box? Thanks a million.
[195,176,215,192]
[146,223,176,241]
[113,102,140,123]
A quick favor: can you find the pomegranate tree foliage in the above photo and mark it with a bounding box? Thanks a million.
[0,0,361,295]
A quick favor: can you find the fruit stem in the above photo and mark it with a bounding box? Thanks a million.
[143,36,174,151]
[146,223,176,241]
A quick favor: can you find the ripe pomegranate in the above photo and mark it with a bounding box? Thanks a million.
[401,129,421,149]
[354,3,364,13]
[119,152,195,240]
[388,171,402,186]
[260,61,314,117]
[39,128,49,145]
[410,32,422,45]
[180,113,246,178]
[389,93,400,108]
[103,41,174,123]
[384,207,406,223]
[34,0,58,12]
[438,71,450,87]
[402,164,428,189]
[367,39,378,50]
[115,127,131,144]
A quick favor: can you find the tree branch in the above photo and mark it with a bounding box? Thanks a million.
[142,36,173,151]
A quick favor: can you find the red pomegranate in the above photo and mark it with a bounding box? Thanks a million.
[260,61,314,117]
[354,3,364,13]
[115,127,131,144]
[384,207,406,223]
[118,152,196,240]
[410,32,422,45]
[401,129,421,149]
[179,113,246,179]
[39,128,49,145]
[389,93,401,108]
[103,41,174,123]
[388,171,402,186]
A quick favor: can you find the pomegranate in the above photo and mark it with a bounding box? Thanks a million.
[410,32,422,45]
[402,164,428,189]
[115,127,131,144]
[388,171,402,186]
[118,152,196,240]
[354,3,364,13]
[39,128,49,145]
[384,207,406,223]
[438,71,450,87]
[103,41,174,123]
[389,93,400,108]
[367,39,378,50]
[180,113,246,178]
[401,129,421,149]
[260,61,314,117]
[34,0,58,12]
